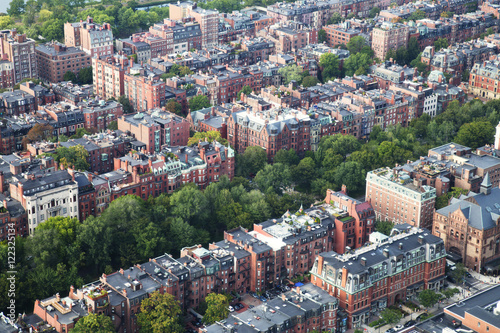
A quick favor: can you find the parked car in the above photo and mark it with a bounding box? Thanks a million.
[394,324,404,331]
[250,292,258,298]
[233,304,241,311]
[465,272,472,278]
[385,328,395,333]
[260,296,267,302]
[404,320,416,328]
[228,306,234,312]
[249,305,255,309]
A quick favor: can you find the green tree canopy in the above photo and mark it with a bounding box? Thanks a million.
[137,292,183,333]
[418,289,440,308]
[107,120,118,131]
[71,313,115,333]
[274,148,300,166]
[319,53,340,82]
[237,85,253,100]
[302,76,319,87]
[347,36,367,54]
[63,71,77,83]
[77,67,93,85]
[434,38,449,51]
[254,163,291,194]
[318,29,327,43]
[236,146,267,177]
[118,95,133,114]
[344,53,372,76]
[188,130,227,146]
[375,220,394,236]
[49,144,89,170]
[369,7,381,18]
[166,99,183,115]
[279,64,304,86]
[203,293,230,324]
[454,120,495,149]
[380,308,401,326]
[328,12,342,24]
[189,95,211,112]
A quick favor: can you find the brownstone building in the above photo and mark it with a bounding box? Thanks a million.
[433,174,500,272]
[36,41,91,83]
[311,226,446,329]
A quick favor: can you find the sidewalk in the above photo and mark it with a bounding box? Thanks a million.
[360,309,428,333]
[469,270,500,284]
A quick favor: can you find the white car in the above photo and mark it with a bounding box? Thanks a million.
[228,306,234,312]
[394,324,404,331]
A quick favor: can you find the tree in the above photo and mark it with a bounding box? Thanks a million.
[418,289,440,308]
[254,163,291,194]
[369,7,380,18]
[118,95,133,114]
[441,288,459,300]
[435,187,469,209]
[237,85,253,100]
[461,69,470,82]
[279,64,303,86]
[7,0,25,17]
[236,146,267,177]
[450,263,467,284]
[380,308,401,326]
[189,95,211,111]
[0,16,15,29]
[107,121,118,130]
[408,9,426,21]
[71,128,91,139]
[344,53,372,76]
[50,145,90,170]
[454,120,495,149]
[72,313,115,333]
[302,76,319,87]
[137,291,183,333]
[22,123,54,148]
[166,99,183,115]
[434,38,449,51]
[347,36,367,55]
[408,37,420,63]
[319,53,340,81]
[328,12,342,24]
[386,49,397,62]
[77,67,93,85]
[375,220,394,236]
[334,162,365,194]
[63,71,77,83]
[170,184,210,225]
[292,157,316,191]
[274,148,300,166]
[188,130,226,146]
[318,29,327,43]
[203,293,230,325]
[396,46,409,66]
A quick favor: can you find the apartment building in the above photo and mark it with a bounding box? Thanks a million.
[324,22,361,48]
[469,56,500,100]
[123,65,166,112]
[36,102,85,137]
[92,53,131,101]
[115,38,151,63]
[366,167,437,229]
[434,174,500,272]
[80,100,123,132]
[35,41,91,83]
[64,17,113,58]
[311,226,446,329]
[9,170,79,234]
[51,81,93,105]
[369,61,417,90]
[0,60,14,89]
[117,109,190,153]
[0,192,27,241]
[0,29,37,84]
[371,22,409,61]
[170,2,219,48]
[205,284,338,333]
[227,107,337,161]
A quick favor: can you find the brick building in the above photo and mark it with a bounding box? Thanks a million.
[36,41,91,83]
[311,226,446,329]
[366,167,437,229]
[0,29,37,84]
[123,65,166,112]
[80,100,123,132]
[469,56,500,100]
[64,17,113,58]
[0,60,14,89]
[170,2,219,49]
[371,22,410,61]
[227,107,337,161]
[433,174,500,272]
[92,53,131,101]
[117,109,190,153]
[324,22,361,48]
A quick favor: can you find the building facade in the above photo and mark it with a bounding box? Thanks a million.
[36,42,91,83]
[0,30,37,84]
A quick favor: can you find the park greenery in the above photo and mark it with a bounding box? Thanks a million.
[5,0,171,41]
[203,293,230,324]
[71,313,116,333]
